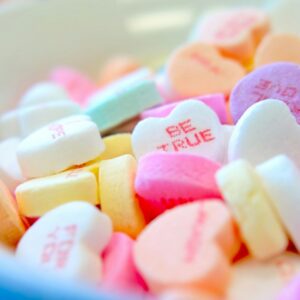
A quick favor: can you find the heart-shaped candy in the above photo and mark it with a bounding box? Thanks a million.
[254,33,300,68]
[230,62,300,124]
[132,100,226,162]
[16,202,112,283]
[165,42,245,99]
[228,99,300,167]
[193,8,270,62]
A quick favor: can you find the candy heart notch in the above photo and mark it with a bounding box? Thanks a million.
[228,99,300,167]
[132,100,226,162]
[16,202,112,284]
[165,43,245,99]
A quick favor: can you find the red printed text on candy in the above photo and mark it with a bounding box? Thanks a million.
[156,119,215,152]
[40,224,77,269]
[190,53,220,74]
[48,124,66,140]
[184,204,206,263]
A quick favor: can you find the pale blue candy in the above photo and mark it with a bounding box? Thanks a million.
[85,78,162,132]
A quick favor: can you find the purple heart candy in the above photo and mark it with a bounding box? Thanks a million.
[230,62,300,123]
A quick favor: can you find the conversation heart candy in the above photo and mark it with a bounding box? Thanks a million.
[102,232,148,294]
[193,8,270,62]
[132,100,226,162]
[140,94,228,124]
[17,115,104,178]
[228,99,300,167]
[228,253,300,300]
[99,155,145,238]
[216,160,288,260]
[86,75,162,133]
[254,33,300,68]
[135,152,222,221]
[76,133,133,181]
[19,101,82,137]
[16,169,98,218]
[50,67,97,107]
[256,155,300,252]
[19,82,69,107]
[0,138,24,193]
[278,273,300,300]
[134,201,235,294]
[230,62,300,124]
[16,202,112,283]
[0,180,26,247]
[165,42,245,99]
[0,110,21,140]
[99,56,141,86]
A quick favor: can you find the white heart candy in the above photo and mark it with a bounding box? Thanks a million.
[16,201,112,284]
[228,99,300,166]
[132,100,225,162]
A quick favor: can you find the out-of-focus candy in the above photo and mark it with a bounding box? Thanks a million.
[257,155,300,252]
[216,159,288,260]
[50,67,97,107]
[0,180,25,247]
[159,289,223,300]
[19,82,69,107]
[99,56,141,86]
[134,201,235,294]
[165,42,245,99]
[16,202,112,283]
[193,8,270,62]
[278,273,300,300]
[254,33,300,68]
[135,152,222,221]
[17,115,104,178]
[86,74,162,133]
[230,62,300,124]
[0,138,24,193]
[228,253,300,300]
[141,94,228,124]
[99,155,145,238]
[132,100,226,162]
[16,169,98,218]
[228,100,300,168]
[0,110,21,140]
[102,232,148,294]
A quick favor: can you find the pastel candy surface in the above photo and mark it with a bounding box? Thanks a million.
[134,201,234,294]
[99,56,141,86]
[132,100,226,162]
[0,110,21,140]
[86,75,162,132]
[228,99,300,167]
[230,62,300,124]
[102,232,148,294]
[99,155,145,238]
[50,67,97,107]
[141,94,227,124]
[135,152,222,221]
[216,159,288,260]
[19,82,69,107]
[278,273,300,300]
[19,101,82,137]
[77,133,133,180]
[0,180,26,247]
[0,138,24,192]
[17,115,104,178]
[16,202,112,283]
[194,8,270,62]
[228,253,300,300]
[166,43,245,98]
[159,289,223,300]
[257,155,300,252]
[255,33,300,68]
[16,169,98,218]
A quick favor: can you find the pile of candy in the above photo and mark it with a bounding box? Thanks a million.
[2,5,300,300]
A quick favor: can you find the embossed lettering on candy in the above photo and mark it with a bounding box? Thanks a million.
[230,62,300,123]
[132,100,225,162]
